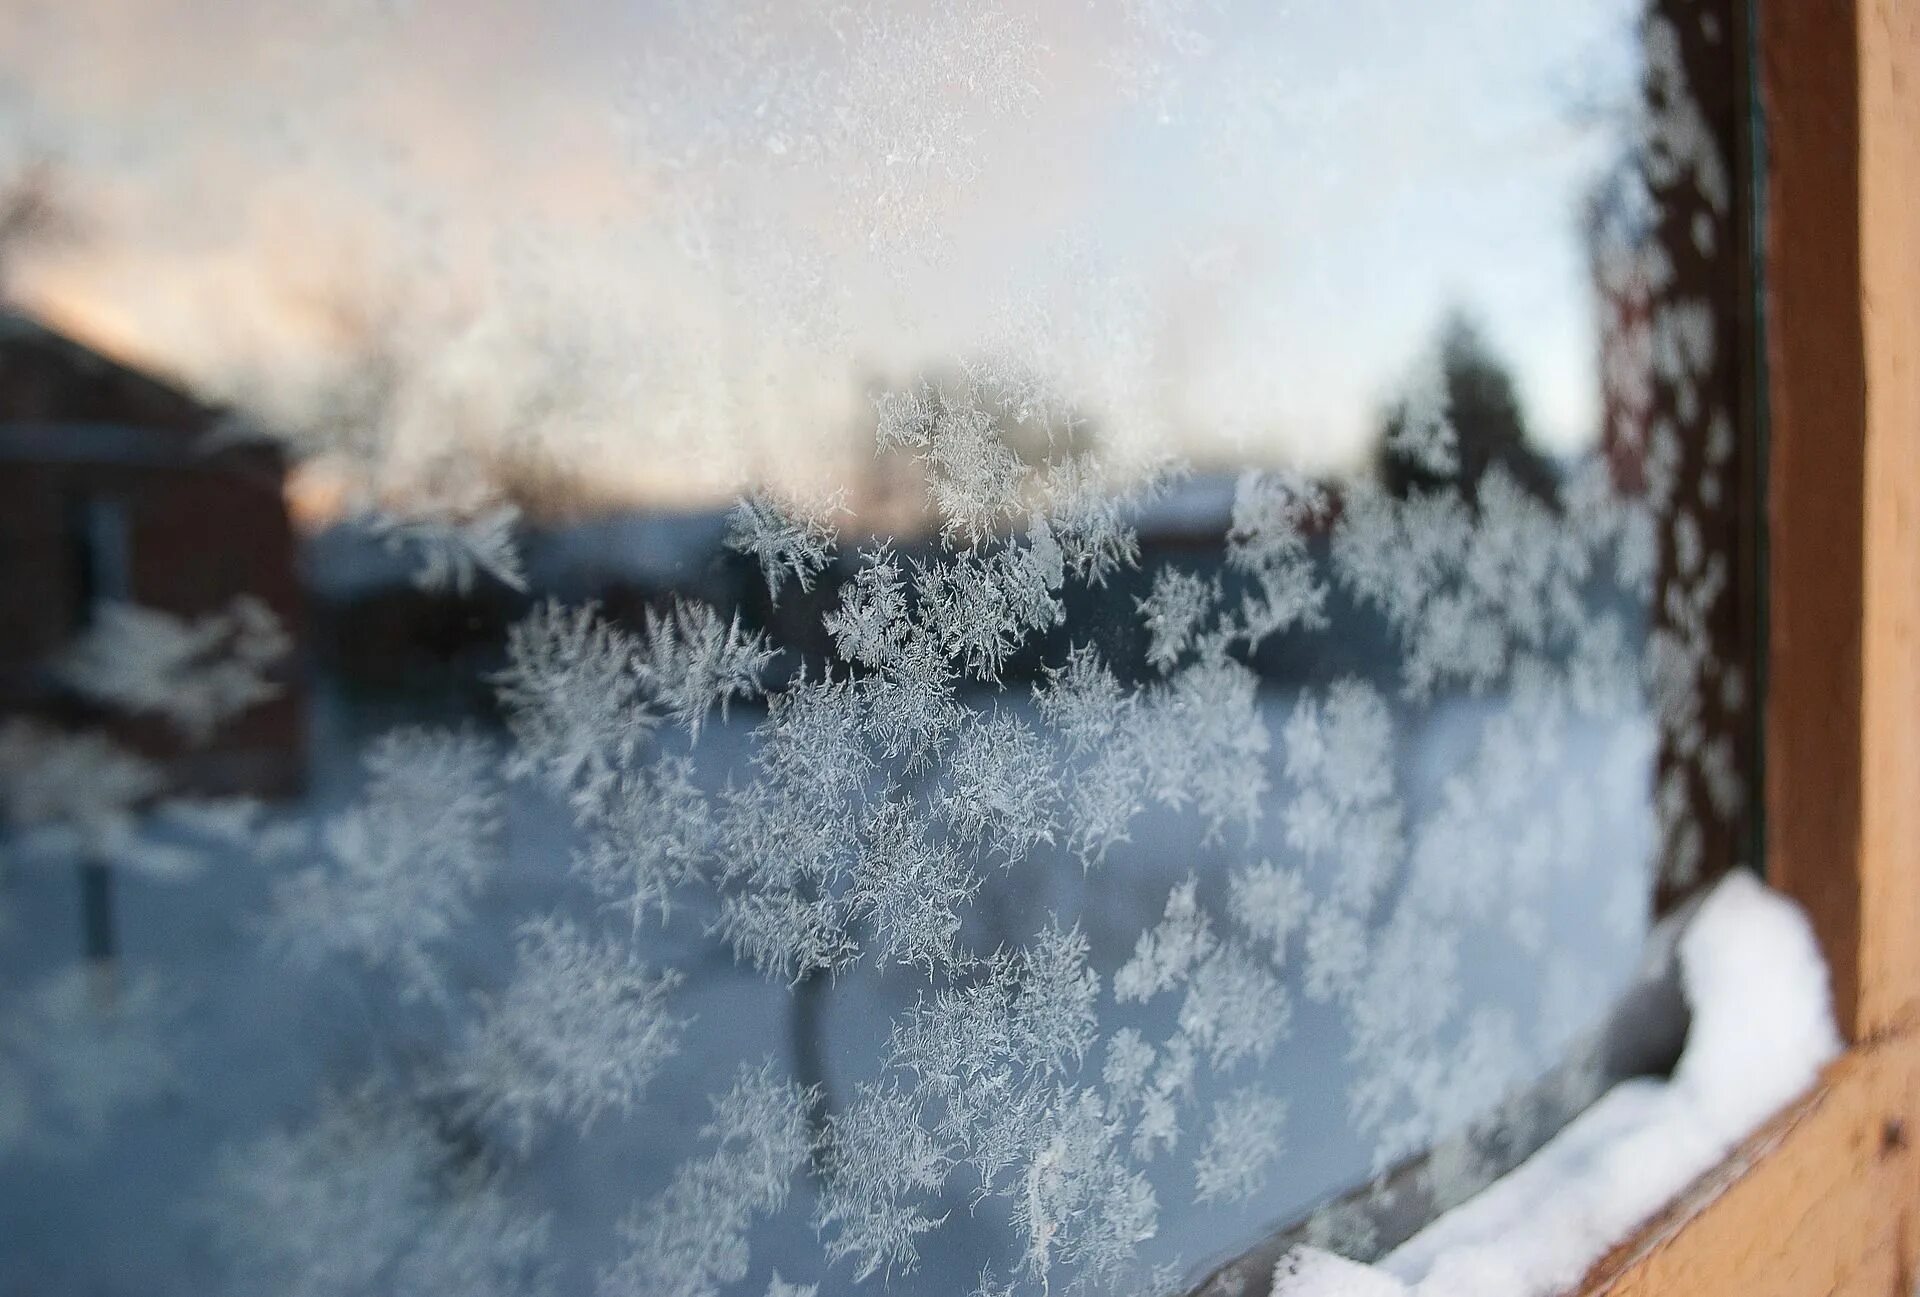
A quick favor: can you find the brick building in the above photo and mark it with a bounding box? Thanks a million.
[0,313,305,795]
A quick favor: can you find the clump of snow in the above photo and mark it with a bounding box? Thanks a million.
[1275,870,1842,1297]
[1273,1248,1408,1297]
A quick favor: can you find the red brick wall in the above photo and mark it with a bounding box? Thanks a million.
[0,319,307,797]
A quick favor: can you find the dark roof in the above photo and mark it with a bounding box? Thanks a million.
[0,311,214,436]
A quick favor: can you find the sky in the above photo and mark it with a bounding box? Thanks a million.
[0,0,1646,513]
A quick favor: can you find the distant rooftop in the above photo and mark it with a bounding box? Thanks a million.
[0,310,213,436]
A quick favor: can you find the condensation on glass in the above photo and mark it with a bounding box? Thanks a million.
[0,1,1756,1295]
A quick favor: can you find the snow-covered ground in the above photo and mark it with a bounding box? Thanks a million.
[0,679,1658,1297]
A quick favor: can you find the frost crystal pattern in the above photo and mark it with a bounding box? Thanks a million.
[0,2,1751,1296]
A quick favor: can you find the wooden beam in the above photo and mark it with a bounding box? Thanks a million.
[1762,0,1920,1043]
[1851,0,1920,1044]
[1580,1021,1920,1296]
[1581,3,1920,1288]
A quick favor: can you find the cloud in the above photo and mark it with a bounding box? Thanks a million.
[0,0,1639,507]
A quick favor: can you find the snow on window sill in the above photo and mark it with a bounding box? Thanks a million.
[1273,870,1842,1297]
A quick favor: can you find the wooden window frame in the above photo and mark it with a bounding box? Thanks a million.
[1574,3,1920,1293]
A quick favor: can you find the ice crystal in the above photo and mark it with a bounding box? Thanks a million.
[1226,472,1332,646]
[859,628,964,766]
[725,491,839,602]
[1281,682,1405,915]
[454,917,686,1150]
[635,599,777,740]
[880,380,1028,543]
[1284,684,1390,806]
[573,756,714,928]
[752,671,873,805]
[599,1063,813,1297]
[1137,568,1218,673]
[1229,861,1312,964]
[716,885,856,984]
[0,718,164,864]
[885,922,1100,1216]
[1013,1088,1158,1290]
[206,1087,553,1297]
[0,965,176,1156]
[1332,468,1589,699]
[1180,944,1291,1069]
[1062,737,1148,864]
[824,545,911,670]
[849,792,977,973]
[494,602,653,804]
[1140,653,1270,840]
[368,502,528,595]
[1044,455,1149,587]
[267,728,502,1001]
[940,711,1057,862]
[1115,877,1217,1004]
[1302,904,1368,1005]
[58,596,288,742]
[873,382,939,452]
[1114,883,1290,1074]
[1102,1028,1157,1108]
[1125,1028,1198,1165]
[1382,347,1459,476]
[1035,644,1131,756]
[916,541,1063,682]
[1014,923,1104,1075]
[817,1083,950,1281]
[1192,1087,1289,1205]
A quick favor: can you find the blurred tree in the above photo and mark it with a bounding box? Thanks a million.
[0,162,76,298]
[1374,310,1560,506]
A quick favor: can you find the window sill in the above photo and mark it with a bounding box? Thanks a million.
[1577,1017,1920,1297]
